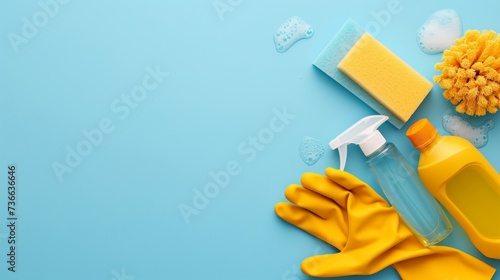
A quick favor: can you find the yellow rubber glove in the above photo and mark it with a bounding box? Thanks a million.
[275,168,496,279]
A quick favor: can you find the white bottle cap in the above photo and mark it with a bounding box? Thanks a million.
[329,115,389,170]
[359,130,386,156]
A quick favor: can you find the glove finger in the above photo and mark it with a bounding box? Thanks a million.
[285,184,346,221]
[275,202,347,249]
[325,167,387,205]
[300,172,350,209]
[301,253,387,278]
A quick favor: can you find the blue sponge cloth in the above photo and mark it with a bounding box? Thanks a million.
[313,19,405,129]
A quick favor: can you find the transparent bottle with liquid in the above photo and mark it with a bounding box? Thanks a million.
[365,141,452,245]
[407,118,500,258]
[330,115,452,246]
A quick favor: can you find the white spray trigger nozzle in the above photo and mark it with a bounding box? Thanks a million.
[329,115,389,170]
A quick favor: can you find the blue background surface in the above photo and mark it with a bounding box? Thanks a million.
[1,0,500,279]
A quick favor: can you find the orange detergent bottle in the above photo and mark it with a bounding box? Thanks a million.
[406,118,500,258]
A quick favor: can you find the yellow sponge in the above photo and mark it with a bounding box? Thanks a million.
[338,33,432,123]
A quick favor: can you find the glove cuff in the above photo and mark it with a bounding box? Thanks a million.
[393,246,495,280]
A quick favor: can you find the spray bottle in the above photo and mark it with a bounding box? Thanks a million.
[330,115,452,246]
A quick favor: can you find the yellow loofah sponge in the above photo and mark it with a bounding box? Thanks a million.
[434,30,500,116]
